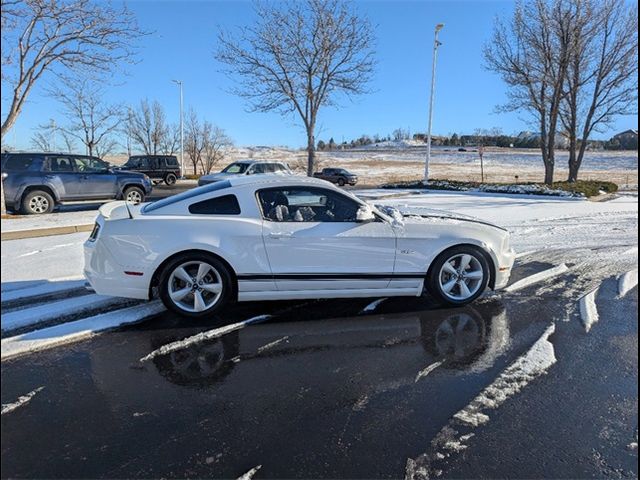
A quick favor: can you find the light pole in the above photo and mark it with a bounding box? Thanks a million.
[424,23,444,184]
[172,79,184,178]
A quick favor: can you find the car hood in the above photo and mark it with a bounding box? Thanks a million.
[376,204,508,232]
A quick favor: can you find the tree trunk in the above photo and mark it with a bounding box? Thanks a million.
[567,135,578,182]
[568,141,588,182]
[544,158,555,185]
[306,131,315,177]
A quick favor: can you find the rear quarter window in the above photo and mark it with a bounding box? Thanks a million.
[188,194,241,215]
[2,155,40,171]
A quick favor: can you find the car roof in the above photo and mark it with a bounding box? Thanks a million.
[232,159,287,165]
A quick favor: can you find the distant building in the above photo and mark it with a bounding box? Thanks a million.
[610,129,638,150]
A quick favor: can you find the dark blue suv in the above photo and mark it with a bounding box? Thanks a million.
[1,152,153,214]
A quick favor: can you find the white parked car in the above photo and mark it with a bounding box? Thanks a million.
[84,176,515,318]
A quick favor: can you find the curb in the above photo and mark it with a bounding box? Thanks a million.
[1,224,94,241]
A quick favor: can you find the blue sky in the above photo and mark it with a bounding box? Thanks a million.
[2,0,637,150]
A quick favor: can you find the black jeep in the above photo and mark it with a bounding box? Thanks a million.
[119,155,181,185]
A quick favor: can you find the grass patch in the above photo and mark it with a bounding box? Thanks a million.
[182,174,201,180]
[382,179,618,198]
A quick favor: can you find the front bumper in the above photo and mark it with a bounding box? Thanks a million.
[494,247,516,290]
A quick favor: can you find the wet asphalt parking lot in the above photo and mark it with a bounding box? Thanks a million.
[1,259,638,479]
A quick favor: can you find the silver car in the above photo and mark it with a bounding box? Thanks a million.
[198,160,292,186]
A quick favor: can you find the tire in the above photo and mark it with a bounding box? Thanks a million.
[21,190,55,215]
[159,253,233,318]
[426,246,490,307]
[164,173,177,185]
[337,178,345,187]
[123,186,145,204]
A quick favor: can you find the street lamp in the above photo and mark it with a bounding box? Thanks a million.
[171,79,185,178]
[424,23,444,184]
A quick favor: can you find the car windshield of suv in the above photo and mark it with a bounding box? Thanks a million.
[222,163,249,174]
[124,158,143,168]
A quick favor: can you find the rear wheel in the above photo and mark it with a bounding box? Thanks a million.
[337,178,345,187]
[164,173,177,185]
[159,253,233,318]
[123,186,145,204]
[426,246,490,306]
[21,190,55,215]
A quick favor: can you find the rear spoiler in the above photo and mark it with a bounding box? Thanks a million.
[98,201,135,220]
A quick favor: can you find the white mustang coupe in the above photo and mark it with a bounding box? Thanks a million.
[84,176,515,318]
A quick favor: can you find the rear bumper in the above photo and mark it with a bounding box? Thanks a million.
[83,238,150,300]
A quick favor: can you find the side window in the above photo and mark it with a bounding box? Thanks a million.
[189,194,241,215]
[258,187,360,223]
[73,157,108,173]
[4,155,37,171]
[252,164,267,174]
[48,156,75,172]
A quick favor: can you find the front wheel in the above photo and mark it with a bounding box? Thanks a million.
[123,186,145,204]
[21,190,55,214]
[426,246,490,306]
[159,253,233,318]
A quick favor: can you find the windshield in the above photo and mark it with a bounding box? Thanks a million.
[222,163,249,174]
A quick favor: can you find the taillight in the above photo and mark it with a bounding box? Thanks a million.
[88,222,101,242]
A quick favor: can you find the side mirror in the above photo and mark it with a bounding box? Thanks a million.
[356,205,376,223]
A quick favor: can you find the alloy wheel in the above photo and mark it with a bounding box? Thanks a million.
[438,253,484,301]
[167,261,224,313]
[29,195,50,214]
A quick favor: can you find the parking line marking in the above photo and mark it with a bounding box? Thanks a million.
[504,264,569,293]
[139,314,273,362]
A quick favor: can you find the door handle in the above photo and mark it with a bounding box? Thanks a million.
[269,232,292,238]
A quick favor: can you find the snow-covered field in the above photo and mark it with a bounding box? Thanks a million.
[1,189,637,355]
[104,145,638,187]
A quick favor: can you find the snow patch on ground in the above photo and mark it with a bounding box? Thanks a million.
[504,264,569,293]
[361,298,388,314]
[237,465,262,480]
[618,269,638,298]
[1,294,126,333]
[140,314,273,362]
[1,387,44,415]
[405,324,557,480]
[1,302,164,360]
[415,360,444,383]
[579,289,600,333]
[1,278,86,304]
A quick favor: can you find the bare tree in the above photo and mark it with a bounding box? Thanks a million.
[560,0,638,182]
[217,0,375,176]
[160,123,181,157]
[485,0,575,184]
[185,109,206,175]
[0,0,144,141]
[49,77,123,157]
[129,99,172,156]
[30,121,56,151]
[201,124,232,174]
